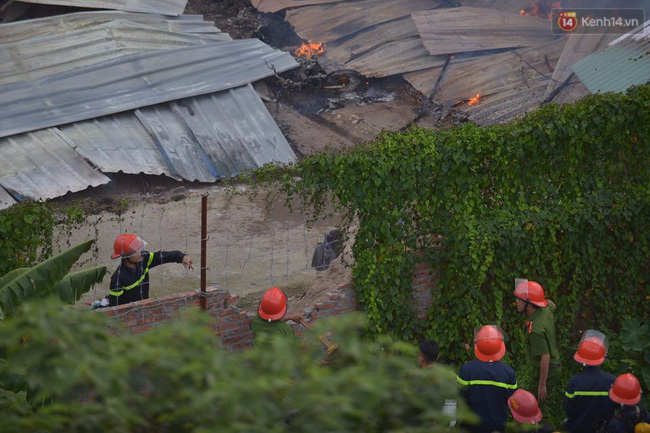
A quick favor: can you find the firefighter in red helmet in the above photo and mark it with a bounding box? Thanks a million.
[251,287,303,346]
[107,233,193,307]
[563,330,616,433]
[605,373,650,433]
[513,278,562,429]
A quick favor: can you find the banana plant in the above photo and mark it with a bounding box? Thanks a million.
[0,240,107,320]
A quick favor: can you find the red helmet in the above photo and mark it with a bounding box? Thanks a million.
[574,330,607,366]
[258,287,287,321]
[513,279,548,308]
[508,389,543,424]
[474,325,506,362]
[610,373,642,405]
[111,233,146,259]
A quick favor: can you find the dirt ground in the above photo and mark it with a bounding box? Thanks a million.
[55,0,439,313]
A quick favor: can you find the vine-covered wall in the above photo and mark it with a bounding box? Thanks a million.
[253,85,650,392]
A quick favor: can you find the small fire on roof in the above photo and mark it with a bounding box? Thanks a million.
[294,40,325,59]
[520,0,561,20]
[468,93,481,106]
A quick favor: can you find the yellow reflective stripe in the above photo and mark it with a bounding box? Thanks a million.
[108,253,154,297]
[456,375,517,390]
[565,391,609,398]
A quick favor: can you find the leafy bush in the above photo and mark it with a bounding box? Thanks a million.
[0,303,469,432]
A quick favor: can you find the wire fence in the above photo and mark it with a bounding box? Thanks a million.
[56,187,338,306]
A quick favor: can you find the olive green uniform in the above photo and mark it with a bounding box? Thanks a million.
[525,302,562,428]
[252,316,296,346]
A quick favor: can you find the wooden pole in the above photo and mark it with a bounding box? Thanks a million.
[200,194,208,311]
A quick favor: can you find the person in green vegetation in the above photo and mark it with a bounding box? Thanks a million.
[513,279,562,429]
[252,286,302,345]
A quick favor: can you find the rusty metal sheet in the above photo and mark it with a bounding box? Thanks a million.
[543,32,616,101]
[0,129,110,202]
[0,11,220,44]
[412,7,556,56]
[0,21,230,86]
[16,0,189,16]
[322,16,446,76]
[436,38,567,125]
[251,0,344,13]
[0,39,298,138]
[285,0,439,43]
[402,65,444,96]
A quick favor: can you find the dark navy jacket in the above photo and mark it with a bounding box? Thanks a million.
[457,359,517,433]
[108,250,185,306]
[606,405,650,433]
[563,366,616,433]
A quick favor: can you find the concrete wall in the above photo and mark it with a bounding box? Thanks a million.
[97,260,437,351]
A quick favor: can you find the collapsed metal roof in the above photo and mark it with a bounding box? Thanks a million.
[412,7,556,56]
[0,11,299,208]
[0,39,298,138]
[572,20,650,94]
[251,0,345,13]
[15,0,189,16]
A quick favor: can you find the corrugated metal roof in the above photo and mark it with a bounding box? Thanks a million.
[251,0,344,13]
[0,129,110,202]
[0,186,17,210]
[16,0,189,16]
[0,11,220,44]
[412,7,556,56]
[0,39,298,138]
[56,85,296,181]
[572,20,650,94]
[323,16,446,77]
[0,20,230,85]
[436,38,567,125]
[462,0,534,13]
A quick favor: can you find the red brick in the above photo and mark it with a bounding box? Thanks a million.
[225,296,240,307]
[130,324,152,335]
[315,302,335,311]
[219,309,236,317]
[218,322,239,332]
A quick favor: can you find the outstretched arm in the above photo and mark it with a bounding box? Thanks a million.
[182,255,194,270]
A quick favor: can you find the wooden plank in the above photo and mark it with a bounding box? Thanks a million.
[412,7,556,56]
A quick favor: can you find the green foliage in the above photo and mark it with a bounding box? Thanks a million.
[617,318,650,408]
[247,85,650,425]
[0,302,470,432]
[0,241,106,319]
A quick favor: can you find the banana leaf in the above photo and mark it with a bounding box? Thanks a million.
[52,266,107,304]
[0,240,94,320]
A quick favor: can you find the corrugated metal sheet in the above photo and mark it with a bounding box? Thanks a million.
[0,20,230,85]
[0,11,220,44]
[542,32,615,102]
[0,129,110,202]
[0,39,298,138]
[286,0,439,43]
[0,186,18,210]
[57,85,295,181]
[412,7,556,56]
[16,0,189,16]
[323,16,446,77]
[436,38,567,125]
[572,20,650,94]
[251,0,344,13]
[462,0,534,13]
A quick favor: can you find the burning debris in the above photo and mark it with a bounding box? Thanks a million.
[467,93,481,106]
[294,40,325,59]
[520,0,561,20]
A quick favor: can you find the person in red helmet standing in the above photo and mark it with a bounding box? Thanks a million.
[456,325,517,433]
[508,389,555,432]
[108,233,193,307]
[563,330,616,433]
[251,287,303,346]
[605,373,650,433]
[513,278,562,429]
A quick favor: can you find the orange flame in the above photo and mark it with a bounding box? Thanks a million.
[468,93,481,106]
[294,40,325,59]
[519,0,561,20]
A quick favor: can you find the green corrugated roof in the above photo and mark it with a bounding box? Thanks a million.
[572,21,650,94]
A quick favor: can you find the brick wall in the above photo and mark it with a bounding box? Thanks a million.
[98,286,252,352]
[98,262,438,351]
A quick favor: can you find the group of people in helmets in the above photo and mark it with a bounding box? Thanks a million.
[106,234,648,433]
[449,279,649,433]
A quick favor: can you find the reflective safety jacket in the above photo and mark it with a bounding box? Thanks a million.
[108,250,186,306]
[564,366,616,433]
[457,359,517,433]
